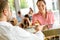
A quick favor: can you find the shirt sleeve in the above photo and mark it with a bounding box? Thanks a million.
[0,26,13,40]
[0,34,9,40]
[13,26,42,40]
[35,31,45,40]
[32,14,37,25]
[48,11,55,24]
[51,12,54,24]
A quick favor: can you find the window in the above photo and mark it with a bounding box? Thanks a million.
[20,0,28,9]
[8,0,16,18]
[8,0,15,10]
[19,0,34,15]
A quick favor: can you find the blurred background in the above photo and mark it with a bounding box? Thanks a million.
[8,0,60,29]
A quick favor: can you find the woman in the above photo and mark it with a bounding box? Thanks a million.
[28,8,33,21]
[17,11,24,22]
[32,0,54,30]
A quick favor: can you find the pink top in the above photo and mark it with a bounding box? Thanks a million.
[32,11,54,28]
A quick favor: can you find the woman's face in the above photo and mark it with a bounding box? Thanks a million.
[37,1,46,12]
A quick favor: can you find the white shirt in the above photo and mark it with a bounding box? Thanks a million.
[0,21,44,40]
[35,31,45,40]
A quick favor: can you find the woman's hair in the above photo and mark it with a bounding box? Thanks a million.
[29,8,33,13]
[23,18,29,28]
[19,23,24,28]
[19,18,30,28]
[24,14,30,21]
[18,11,21,15]
[37,0,46,5]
